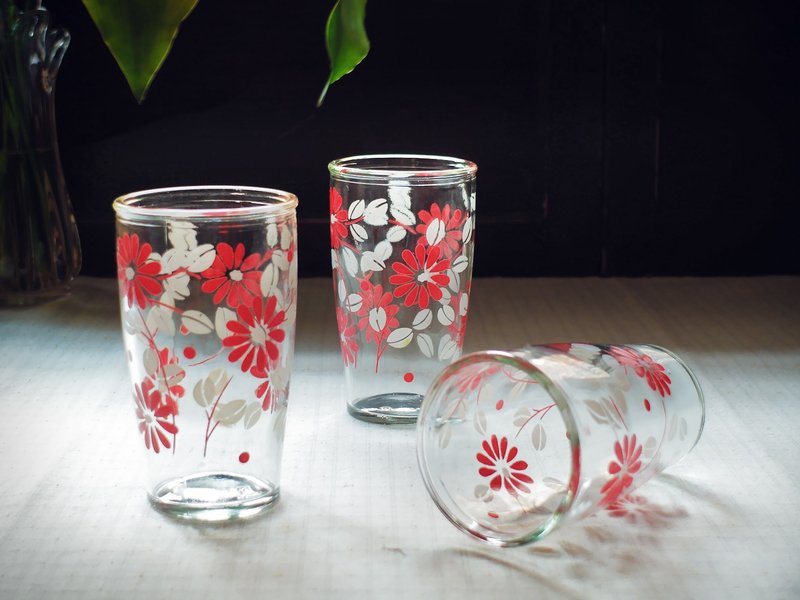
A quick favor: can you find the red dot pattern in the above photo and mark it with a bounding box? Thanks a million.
[239,452,250,464]
[403,372,414,383]
[183,346,197,360]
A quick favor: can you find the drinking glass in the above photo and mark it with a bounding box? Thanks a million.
[113,186,298,521]
[329,154,477,424]
[417,343,705,545]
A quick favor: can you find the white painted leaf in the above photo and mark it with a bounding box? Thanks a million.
[388,185,411,208]
[386,225,407,242]
[447,269,460,293]
[585,399,609,424]
[473,410,487,435]
[186,244,216,273]
[143,347,159,376]
[417,333,434,358]
[341,247,359,277]
[412,308,433,331]
[181,310,214,334]
[452,254,470,273]
[244,402,262,429]
[162,248,187,273]
[214,307,236,340]
[271,250,290,272]
[347,199,365,220]
[469,192,477,212]
[260,263,279,296]
[146,305,175,337]
[203,377,217,407]
[215,399,247,426]
[513,411,531,428]
[368,307,387,332]
[337,279,347,303]
[364,198,389,226]
[350,223,368,243]
[474,484,493,502]
[462,217,474,244]
[163,272,190,301]
[458,293,469,316]
[437,304,455,326]
[168,221,197,251]
[361,252,385,273]
[193,379,209,408]
[280,224,292,250]
[386,327,414,348]
[438,335,459,361]
[438,287,452,304]
[208,368,230,395]
[122,310,139,335]
[390,205,416,226]
[267,223,279,247]
[374,240,392,261]
[532,423,547,450]
[426,218,446,246]
[345,293,363,312]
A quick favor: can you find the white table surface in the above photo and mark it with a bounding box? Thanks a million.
[1,276,798,599]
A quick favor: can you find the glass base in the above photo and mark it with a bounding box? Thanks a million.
[347,392,422,424]
[149,472,279,522]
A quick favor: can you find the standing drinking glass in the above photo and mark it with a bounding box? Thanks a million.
[328,155,477,424]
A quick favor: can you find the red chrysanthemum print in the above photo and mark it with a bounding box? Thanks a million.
[134,379,178,454]
[389,245,451,309]
[223,295,286,372]
[336,307,359,366]
[477,434,534,496]
[330,187,349,249]
[609,346,672,397]
[356,281,400,345]
[117,233,162,309]
[200,242,263,308]
[148,347,185,399]
[251,365,277,411]
[600,434,643,505]
[415,202,466,259]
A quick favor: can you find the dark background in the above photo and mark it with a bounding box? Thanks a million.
[53,0,799,278]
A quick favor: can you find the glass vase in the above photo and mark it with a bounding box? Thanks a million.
[0,0,81,306]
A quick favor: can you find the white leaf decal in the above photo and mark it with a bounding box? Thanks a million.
[260,263,279,296]
[390,205,416,226]
[337,279,347,303]
[462,217,474,244]
[360,240,392,272]
[214,307,236,340]
[438,334,458,361]
[143,347,159,376]
[350,223,368,243]
[280,224,292,250]
[417,333,434,358]
[458,293,469,316]
[162,248,187,273]
[348,199,366,220]
[451,254,470,273]
[388,185,411,207]
[193,379,209,408]
[386,225,407,242]
[163,272,190,301]
[244,402,262,429]
[342,247,359,277]
[181,310,214,334]
[267,223,279,247]
[387,327,413,348]
[473,410,487,435]
[474,484,493,502]
[168,221,197,251]
[437,304,455,326]
[368,307,386,332]
[146,304,175,337]
[412,308,433,331]
[345,293,363,312]
[364,198,389,226]
[532,423,547,450]
[186,244,216,273]
[271,250,290,272]
[426,218,446,246]
[215,399,247,426]
[447,269,460,293]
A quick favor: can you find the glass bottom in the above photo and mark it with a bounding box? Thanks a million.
[149,472,279,522]
[347,392,422,424]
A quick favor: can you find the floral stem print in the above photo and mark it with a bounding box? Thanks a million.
[514,403,556,438]
[204,374,234,458]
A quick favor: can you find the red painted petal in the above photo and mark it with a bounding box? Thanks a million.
[241,252,261,271]
[233,243,245,267]
[514,472,534,484]
[506,446,518,462]
[477,453,494,466]
[401,248,419,270]
[216,243,234,268]
[138,275,162,296]
[479,467,496,477]
[489,475,502,492]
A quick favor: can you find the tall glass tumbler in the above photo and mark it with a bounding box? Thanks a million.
[417,343,705,546]
[113,186,298,521]
[329,155,477,424]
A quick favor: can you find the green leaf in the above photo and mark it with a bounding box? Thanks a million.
[82,0,198,103]
[318,0,369,107]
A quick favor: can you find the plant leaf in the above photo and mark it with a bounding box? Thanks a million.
[82,0,199,103]
[318,0,369,107]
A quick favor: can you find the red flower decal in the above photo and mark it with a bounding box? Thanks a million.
[600,434,643,505]
[415,202,466,259]
[134,379,178,454]
[356,281,400,345]
[336,307,359,366]
[609,346,672,397]
[200,242,262,308]
[477,434,533,496]
[330,187,349,249]
[389,245,450,309]
[117,233,162,309]
[223,295,286,372]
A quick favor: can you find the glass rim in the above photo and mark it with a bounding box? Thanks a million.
[417,349,580,547]
[112,185,299,220]
[328,154,477,185]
